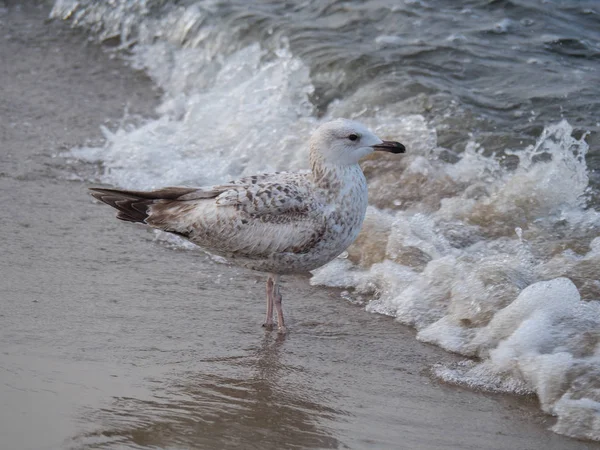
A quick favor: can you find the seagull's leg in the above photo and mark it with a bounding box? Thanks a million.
[262,274,275,328]
[272,274,286,333]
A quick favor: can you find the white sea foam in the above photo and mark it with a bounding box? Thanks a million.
[312,122,600,441]
[70,43,315,189]
[57,1,600,440]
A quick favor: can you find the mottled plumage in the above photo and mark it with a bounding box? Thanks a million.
[90,119,405,332]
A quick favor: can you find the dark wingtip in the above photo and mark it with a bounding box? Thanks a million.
[89,187,118,196]
[88,187,151,223]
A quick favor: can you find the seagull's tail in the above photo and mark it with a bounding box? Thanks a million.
[89,187,198,223]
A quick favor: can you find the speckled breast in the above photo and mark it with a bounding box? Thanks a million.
[238,167,369,274]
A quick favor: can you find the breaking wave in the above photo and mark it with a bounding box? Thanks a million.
[52,0,600,441]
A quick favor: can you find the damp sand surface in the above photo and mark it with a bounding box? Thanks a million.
[1,3,600,450]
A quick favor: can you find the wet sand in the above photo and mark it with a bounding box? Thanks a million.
[1,3,599,450]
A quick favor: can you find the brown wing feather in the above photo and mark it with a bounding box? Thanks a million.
[89,176,324,257]
[89,187,201,223]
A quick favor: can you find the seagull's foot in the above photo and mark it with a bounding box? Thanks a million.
[262,321,275,330]
[277,325,287,334]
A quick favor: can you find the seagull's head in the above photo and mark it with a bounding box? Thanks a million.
[309,118,405,166]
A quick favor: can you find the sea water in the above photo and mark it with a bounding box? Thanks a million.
[51,0,600,441]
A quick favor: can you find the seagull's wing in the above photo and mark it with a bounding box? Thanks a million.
[223,170,311,188]
[92,175,326,258]
[214,180,310,214]
[152,179,326,257]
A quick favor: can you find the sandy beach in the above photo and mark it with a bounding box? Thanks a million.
[1,2,600,449]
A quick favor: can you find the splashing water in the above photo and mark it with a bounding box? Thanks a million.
[53,0,600,441]
[70,43,316,189]
[313,121,600,441]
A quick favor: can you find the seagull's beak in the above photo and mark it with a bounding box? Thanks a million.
[372,140,406,154]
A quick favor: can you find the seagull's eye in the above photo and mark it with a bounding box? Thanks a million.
[348,134,359,141]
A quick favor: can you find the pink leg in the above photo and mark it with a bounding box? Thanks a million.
[262,275,274,328]
[272,275,286,333]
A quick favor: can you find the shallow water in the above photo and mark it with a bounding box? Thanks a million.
[2,0,600,447]
[47,0,600,441]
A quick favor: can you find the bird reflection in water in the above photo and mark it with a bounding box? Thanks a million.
[71,334,343,449]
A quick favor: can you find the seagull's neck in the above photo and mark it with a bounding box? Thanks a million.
[310,153,365,196]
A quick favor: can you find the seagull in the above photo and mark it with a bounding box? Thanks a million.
[90,119,405,332]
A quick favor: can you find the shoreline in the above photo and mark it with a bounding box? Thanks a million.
[1,2,599,449]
